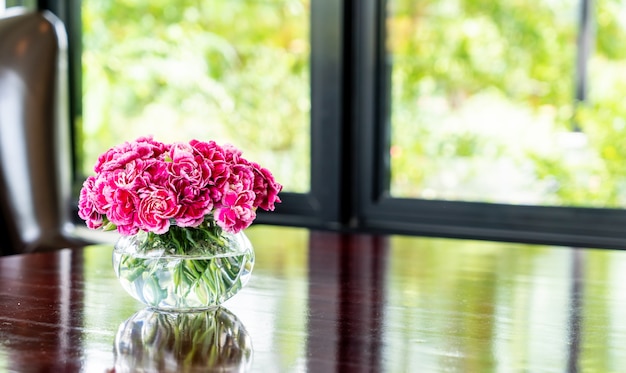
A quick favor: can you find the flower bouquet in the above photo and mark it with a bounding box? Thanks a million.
[78,137,282,310]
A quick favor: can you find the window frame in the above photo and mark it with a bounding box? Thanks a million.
[252,0,346,230]
[350,0,626,249]
[43,0,626,249]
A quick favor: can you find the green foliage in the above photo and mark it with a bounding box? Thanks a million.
[81,0,310,192]
[389,0,626,207]
[82,0,626,207]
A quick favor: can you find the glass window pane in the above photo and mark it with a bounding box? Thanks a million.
[577,0,626,207]
[81,1,310,193]
[3,1,36,9]
[388,0,626,208]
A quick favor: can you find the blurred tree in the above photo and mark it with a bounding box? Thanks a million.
[81,0,310,192]
[388,0,626,207]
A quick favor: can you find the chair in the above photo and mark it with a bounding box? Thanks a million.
[0,8,86,254]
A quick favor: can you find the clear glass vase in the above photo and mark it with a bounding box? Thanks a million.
[113,225,255,312]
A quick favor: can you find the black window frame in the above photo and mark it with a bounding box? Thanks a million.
[349,0,626,249]
[39,0,626,249]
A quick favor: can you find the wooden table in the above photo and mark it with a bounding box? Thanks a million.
[0,225,625,372]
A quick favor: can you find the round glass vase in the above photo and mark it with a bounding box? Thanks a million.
[112,224,255,312]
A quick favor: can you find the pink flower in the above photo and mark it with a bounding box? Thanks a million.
[215,190,256,233]
[78,137,281,236]
[142,158,169,185]
[173,179,213,227]
[94,137,167,173]
[222,143,243,163]
[78,176,104,229]
[251,164,282,210]
[107,188,139,227]
[94,175,115,213]
[106,161,146,193]
[117,223,139,236]
[228,164,255,193]
[136,186,180,234]
[168,142,211,187]
[190,140,230,200]
[207,160,230,201]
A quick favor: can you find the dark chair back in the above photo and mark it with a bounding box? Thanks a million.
[0,9,85,254]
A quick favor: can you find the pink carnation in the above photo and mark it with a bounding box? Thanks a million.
[215,190,256,233]
[78,137,281,236]
[77,176,104,229]
[107,188,139,227]
[190,140,230,201]
[251,163,283,210]
[136,186,180,234]
[116,223,140,236]
[94,137,167,173]
[173,179,213,227]
[168,142,211,187]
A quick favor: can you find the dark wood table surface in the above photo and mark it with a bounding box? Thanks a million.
[1,225,625,372]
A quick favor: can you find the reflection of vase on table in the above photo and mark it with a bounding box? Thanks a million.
[114,307,253,373]
[77,137,281,311]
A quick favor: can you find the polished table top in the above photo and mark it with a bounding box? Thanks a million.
[1,225,625,372]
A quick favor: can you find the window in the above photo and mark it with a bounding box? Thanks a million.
[388,0,579,205]
[2,0,36,9]
[80,1,310,194]
[387,0,626,210]
[40,0,626,248]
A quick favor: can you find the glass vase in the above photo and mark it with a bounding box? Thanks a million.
[112,225,255,312]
